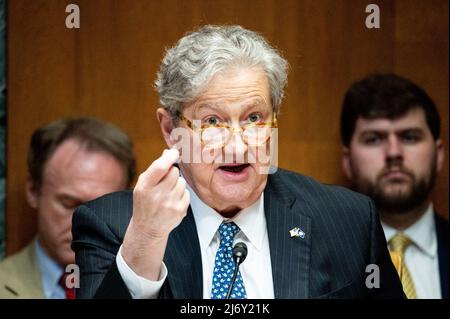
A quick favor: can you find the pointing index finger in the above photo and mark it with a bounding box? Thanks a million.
[144,148,180,186]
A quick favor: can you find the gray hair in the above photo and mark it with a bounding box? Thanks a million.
[155,25,289,117]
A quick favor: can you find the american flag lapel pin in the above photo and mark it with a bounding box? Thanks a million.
[289,227,305,239]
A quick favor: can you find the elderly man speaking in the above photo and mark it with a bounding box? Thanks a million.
[72,25,404,299]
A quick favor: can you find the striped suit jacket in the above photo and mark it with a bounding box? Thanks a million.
[72,168,404,299]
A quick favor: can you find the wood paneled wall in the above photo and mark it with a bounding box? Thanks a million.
[6,0,448,254]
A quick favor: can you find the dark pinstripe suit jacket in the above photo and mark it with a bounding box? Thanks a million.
[72,168,404,299]
[435,214,449,299]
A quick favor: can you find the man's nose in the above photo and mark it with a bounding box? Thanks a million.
[386,135,403,164]
[224,129,248,162]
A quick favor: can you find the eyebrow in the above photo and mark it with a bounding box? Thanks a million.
[195,98,269,114]
[360,127,425,135]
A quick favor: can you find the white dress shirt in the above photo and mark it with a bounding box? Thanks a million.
[116,183,274,299]
[382,204,441,299]
[34,239,65,299]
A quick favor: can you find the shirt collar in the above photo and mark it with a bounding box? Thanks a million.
[187,182,266,252]
[34,238,65,297]
[382,204,437,258]
[233,193,265,251]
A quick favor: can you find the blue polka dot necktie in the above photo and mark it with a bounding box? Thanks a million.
[211,222,247,299]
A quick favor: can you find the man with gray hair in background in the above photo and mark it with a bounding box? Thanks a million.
[0,117,136,299]
[72,25,404,299]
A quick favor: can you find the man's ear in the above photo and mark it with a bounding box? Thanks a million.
[435,139,445,173]
[157,108,175,148]
[341,146,353,180]
[25,176,39,209]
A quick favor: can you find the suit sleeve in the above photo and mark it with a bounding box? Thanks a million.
[367,199,406,299]
[71,204,132,299]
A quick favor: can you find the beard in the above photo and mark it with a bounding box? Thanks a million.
[353,163,437,215]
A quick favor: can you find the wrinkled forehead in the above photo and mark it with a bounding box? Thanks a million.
[183,67,272,116]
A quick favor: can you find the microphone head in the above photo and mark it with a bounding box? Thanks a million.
[232,242,248,265]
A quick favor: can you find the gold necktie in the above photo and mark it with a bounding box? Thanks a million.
[389,233,417,299]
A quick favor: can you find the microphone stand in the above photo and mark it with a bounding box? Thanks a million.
[226,242,247,299]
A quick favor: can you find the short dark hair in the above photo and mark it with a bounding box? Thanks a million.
[27,117,136,190]
[340,73,441,147]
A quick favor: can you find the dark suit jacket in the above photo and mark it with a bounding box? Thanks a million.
[72,168,404,299]
[435,214,449,299]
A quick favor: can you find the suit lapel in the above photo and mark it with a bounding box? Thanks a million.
[164,207,203,298]
[264,174,312,299]
[1,240,45,298]
[435,213,449,299]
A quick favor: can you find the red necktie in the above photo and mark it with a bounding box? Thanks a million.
[59,273,76,299]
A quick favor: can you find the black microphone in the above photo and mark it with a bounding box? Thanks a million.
[226,242,248,299]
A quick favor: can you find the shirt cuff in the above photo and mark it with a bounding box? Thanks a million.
[115,245,167,299]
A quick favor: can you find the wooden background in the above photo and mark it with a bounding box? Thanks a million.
[6,0,448,255]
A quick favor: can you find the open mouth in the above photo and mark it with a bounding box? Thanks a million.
[218,163,250,173]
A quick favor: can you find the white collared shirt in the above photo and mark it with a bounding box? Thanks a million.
[382,204,441,299]
[116,183,274,299]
